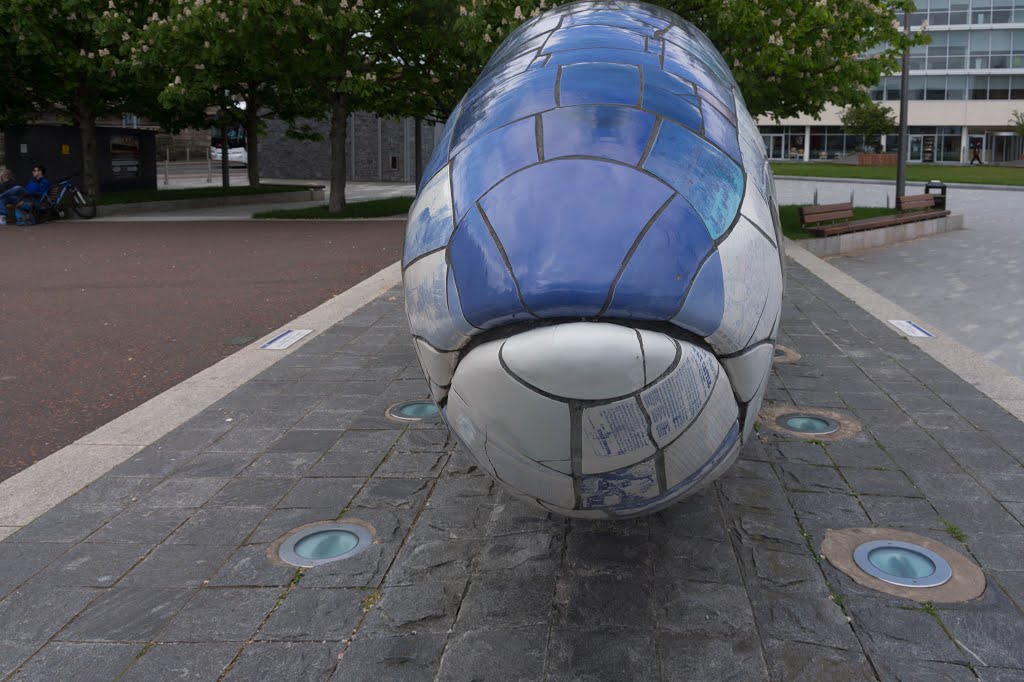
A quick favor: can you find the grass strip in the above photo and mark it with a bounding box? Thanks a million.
[771,161,1024,186]
[98,184,312,205]
[778,205,901,240]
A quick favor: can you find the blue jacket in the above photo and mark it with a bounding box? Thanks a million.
[25,177,50,198]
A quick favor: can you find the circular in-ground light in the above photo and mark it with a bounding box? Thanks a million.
[278,522,373,568]
[775,413,841,436]
[853,539,952,588]
[386,399,441,422]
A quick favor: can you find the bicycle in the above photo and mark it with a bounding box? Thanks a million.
[47,177,97,220]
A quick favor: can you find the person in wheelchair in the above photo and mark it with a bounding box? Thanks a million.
[13,165,51,225]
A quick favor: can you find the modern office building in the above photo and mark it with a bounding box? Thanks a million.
[759,0,1024,164]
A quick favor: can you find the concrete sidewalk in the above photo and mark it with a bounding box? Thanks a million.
[1,251,1023,680]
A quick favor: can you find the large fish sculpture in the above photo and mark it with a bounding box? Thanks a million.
[403,0,784,518]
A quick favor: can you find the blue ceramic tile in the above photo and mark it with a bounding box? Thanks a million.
[643,66,697,95]
[542,105,655,165]
[544,48,662,71]
[603,195,714,319]
[646,38,663,55]
[562,11,658,33]
[447,267,480,333]
[449,206,532,329]
[643,121,742,239]
[451,68,557,154]
[580,459,658,510]
[544,25,646,52]
[664,25,734,85]
[404,166,454,267]
[451,116,539,223]
[559,62,641,107]
[419,109,458,192]
[663,41,734,106]
[479,159,673,317]
[699,87,737,120]
[642,87,702,133]
[619,6,671,29]
[701,101,741,164]
[405,253,474,351]
[483,33,552,76]
[671,250,724,336]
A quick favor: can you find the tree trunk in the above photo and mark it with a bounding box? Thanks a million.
[414,117,423,188]
[245,100,259,187]
[76,95,100,198]
[220,108,230,188]
[328,91,349,213]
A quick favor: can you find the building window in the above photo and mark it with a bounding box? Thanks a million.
[947,75,967,99]
[990,74,1011,98]
[1011,75,1024,98]
[969,74,989,98]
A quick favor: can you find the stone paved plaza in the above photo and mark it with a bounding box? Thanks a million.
[2,260,1024,680]
[776,179,1024,382]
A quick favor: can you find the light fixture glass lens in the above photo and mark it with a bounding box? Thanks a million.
[293,529,360,560]
[868,546,937,579]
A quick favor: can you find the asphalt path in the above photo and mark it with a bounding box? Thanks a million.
[0,218,405,481]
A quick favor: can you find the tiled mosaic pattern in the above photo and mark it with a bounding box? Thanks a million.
[403,1,784,518]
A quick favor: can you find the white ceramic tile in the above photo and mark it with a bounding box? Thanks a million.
[483,430,576,509]
[638,330,678,384]
[429,380,449,404]
[663,376,738,486]
[403,252,474,352]
[707,217,778,354]
[741,371,770,443]
[446,387,496,479]
[415,338,458,388]
[450,339,572,469]
[751,261,784,345]
[501,322,646,400]
[579,459,660,511]
[403,165,454,266]
[581,397,657,474]
[740,176,776,247]
[640,343,721,447]
[722,343,774,403]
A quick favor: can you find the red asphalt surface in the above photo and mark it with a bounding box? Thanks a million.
[0,218,405,482]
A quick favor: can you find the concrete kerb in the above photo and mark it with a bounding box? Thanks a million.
[0,261,403,529]
[97,187,325,217]
[775,174,1024,193]
[785,239,1024,421]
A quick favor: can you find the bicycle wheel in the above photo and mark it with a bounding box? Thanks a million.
[72,189,97,219]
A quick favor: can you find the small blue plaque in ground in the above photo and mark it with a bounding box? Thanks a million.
[259,329,313,350]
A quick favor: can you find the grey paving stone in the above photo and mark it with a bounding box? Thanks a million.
[486,494,567,538]
[207,477,298,508]
[949,446,1024,475]
[203,427,284,453]
[909,470,991,500]
[726,509,808,555]
[408,501,491,542]
[777,462,850,493]
[546,628,657,681]
[119,544,235,588]
[0,542,70,586]
[6,504,122,545]
[352,477,431,510]
[138,477,229,508]
[0,641,43,679]
[386,538,478,586]
[1006,503,1024,526]
[172,452,258,478]
[657,633,769,682]
[257,587,363,641]
[147,428,227,455]
[648,535,738,584]
[109,449,198,477]
[932,497,1024,535]
[450,574,553,633]
[266,429,344,454]
[309,448,388,478]
[719,476,792,512]
[657,579,759,639]
[789,389,847,408]
[85,507,193,545]
[248,508,342,545]
[562,531,651,578]
[648,492,728,543]
[476,530,562,576]
[764,639,874,682]
[239,452,322,478]
[65,476,160,507]
[437,626,547,681]
[859,495,946,531]
[158,587,280,642]
[290,409,362,430]
[788,490,869,540]
[223,642,340,681]
[9,642,141,682]
[120,642,240,681]
[165,507,269,546]
[872,657,978,681]
[775,441,832,466]
[0,585,97,641]
[749,585,860,651]
[209,544,298,587]
[300,508,416,589]
[57,587,191,642]
[428,475,497,508]
[331,633,445,682]
[31,543,147,587]
[974,470,1024,503]
[376,450,448,478]
[841,467,922,497]
[847,598,966,665]
[277,477,364,509]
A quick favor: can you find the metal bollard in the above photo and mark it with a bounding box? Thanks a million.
[164,149,170,186]
[813,188,818,205]
[206,148,212,183]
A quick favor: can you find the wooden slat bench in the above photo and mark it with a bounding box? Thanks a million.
[799,195,950,237]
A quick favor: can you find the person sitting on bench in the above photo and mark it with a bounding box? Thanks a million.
[12,165,50,225]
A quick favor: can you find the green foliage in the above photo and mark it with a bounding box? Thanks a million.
[252,197,415,219]
[97,184,309,205]
[771,161,1024,186]
[1011,110,1024,137]
[840,100,897,150]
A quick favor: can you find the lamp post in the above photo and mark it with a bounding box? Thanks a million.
[895,7,911,199]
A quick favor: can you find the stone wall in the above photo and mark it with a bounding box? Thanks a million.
[260,113,441,184]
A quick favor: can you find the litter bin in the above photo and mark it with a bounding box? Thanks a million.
[925,181,947,209]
